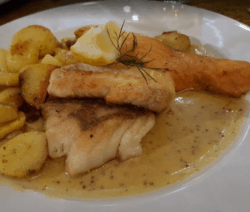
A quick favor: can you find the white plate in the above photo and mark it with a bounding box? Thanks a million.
[1,1,250,211]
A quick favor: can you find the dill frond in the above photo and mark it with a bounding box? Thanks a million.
[107,21,160,84]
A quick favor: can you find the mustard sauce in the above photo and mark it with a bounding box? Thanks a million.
[0,90,248,199]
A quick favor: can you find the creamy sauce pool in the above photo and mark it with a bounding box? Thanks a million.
[188,44,215,57]
[0,90,248,199]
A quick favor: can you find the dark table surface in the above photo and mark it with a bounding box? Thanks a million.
[0,0,249,26]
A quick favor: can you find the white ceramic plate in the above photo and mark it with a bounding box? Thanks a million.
[1,1,250,211]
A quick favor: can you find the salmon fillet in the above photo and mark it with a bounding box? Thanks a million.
[47,62,175,113]
[121,33,250,97]
[41,99,155,176]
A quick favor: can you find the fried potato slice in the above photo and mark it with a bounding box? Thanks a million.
[6,40,39,73]
[0,112,26,140]
[0,87,6,92]
[0,48,9,73]
[12,25,59,57]
[0,131,47,178]
[41,54,62,66]
[0,87,23,109]
[0,104,18,125]
[60,37,76,49]
[0,73,19,86]
[155,31,191,52]
[74,25,98,38]
[54,48,79,65]
[20,64,56,106]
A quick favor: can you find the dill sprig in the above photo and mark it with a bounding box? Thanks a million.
[107,20,158,84]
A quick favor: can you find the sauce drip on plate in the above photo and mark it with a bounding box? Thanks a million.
[0,90,248,199]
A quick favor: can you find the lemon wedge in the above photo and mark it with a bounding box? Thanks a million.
[71,21,122,66]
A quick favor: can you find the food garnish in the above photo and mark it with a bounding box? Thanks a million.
[108,21,158,84]
[70,21,122,66]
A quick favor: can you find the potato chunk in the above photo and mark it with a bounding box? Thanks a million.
[20,64,56,106]
[0,112,26,140]
[12,25,59,57]
[0,132,48,178]
[41,54,62,66]
[6,40,39,73]
[0,73,19,86]
[154,31,191,52]
[74,25,98,38]
[0,48,9,73]
[54,48,79,66]
[0,87,23,109]
[60,37,76,49]
[0,104,18,125]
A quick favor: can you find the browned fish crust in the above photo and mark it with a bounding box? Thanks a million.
[47,62,175,113]
[121,33,250,98]
[42,98,151,131]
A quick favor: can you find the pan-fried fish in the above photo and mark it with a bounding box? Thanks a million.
[41,99,155,176]
[47,62,175,113]
[121,33,250,98]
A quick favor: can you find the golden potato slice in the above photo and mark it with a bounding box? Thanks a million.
[41,54,62,66]
[0,48,9,73]
[0,73,19,86]
[74,25,98,38]
[0,104,18,125]
[0,87,23,109]
[12,25,59,57]
[6,40,39,73]
[155,31,191,52]
[54,47,65,55]
[0,131,48,178]
[60,37,77,49]
[54,49,79,66]
[0,112,26,140]
[0,87,6,92]
[0,130,23,151]
[20,64,56,106]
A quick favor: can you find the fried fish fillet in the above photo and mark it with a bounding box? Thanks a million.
[121,33,250,98]
[47,62,175,113]
[41,99,155,176]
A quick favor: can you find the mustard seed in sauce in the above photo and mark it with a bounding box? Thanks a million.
[0,90,247,199]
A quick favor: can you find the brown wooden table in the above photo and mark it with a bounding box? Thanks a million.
[0,0,249,26]
[188,0,250,26]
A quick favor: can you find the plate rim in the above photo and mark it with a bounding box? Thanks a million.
[1,1,250,211]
